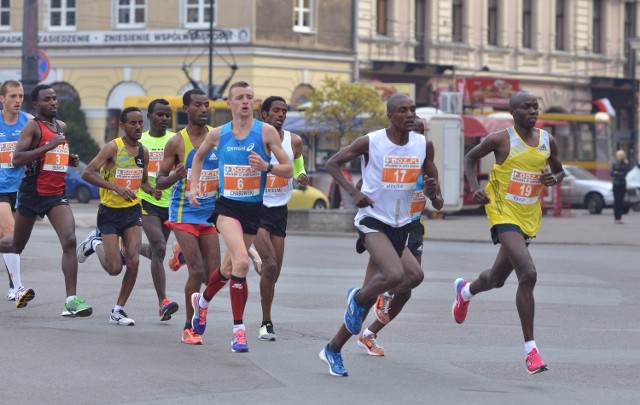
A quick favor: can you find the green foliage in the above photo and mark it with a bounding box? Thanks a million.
[56,101,100,163]
[303,77,387,144]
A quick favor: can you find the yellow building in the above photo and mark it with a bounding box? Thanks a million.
[0,0,355,145]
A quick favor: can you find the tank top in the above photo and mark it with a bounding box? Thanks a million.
[485,127,551,237]
[217,120,268,203]
[168,128,218,224]
[0,111,29,192]
[138,130,174,208]
[354,129,427,228]
[20,119,69,196]
[99,137,144,208]
[263,130,294,208]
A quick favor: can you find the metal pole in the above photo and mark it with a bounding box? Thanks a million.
[208,0,214,99]
[21,0,38,115]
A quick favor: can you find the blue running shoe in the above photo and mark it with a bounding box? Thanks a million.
[191,292,208,335]
[231,328,249,353]
[319,344,348,377]
[344,287,365,335]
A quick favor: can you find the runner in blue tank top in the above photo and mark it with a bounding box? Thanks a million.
[188,81,293,353]
[0,80,33,306]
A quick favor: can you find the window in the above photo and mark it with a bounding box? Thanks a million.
[49,0,76,30]
[624,1,636,76]
[522,0,532,48]
[185,0,215,28]
[116,0,146,28]
[293,0,313,33]
[452,0,463,42]
[0,0,10,30]
[487,0,498,45]
[376,0,388,35]
[592,0,603,53]
[555,0,566,50]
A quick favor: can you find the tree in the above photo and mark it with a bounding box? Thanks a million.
[303,77,387,146]
[56,101,100,163]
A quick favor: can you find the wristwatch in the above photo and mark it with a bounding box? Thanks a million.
[266,163,273,174]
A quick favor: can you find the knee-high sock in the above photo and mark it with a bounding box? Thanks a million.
[229,275,247,324]
[203,268,227,302]
[4,254,20,289]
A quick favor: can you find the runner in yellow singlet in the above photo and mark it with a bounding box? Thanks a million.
[452,91,565,375]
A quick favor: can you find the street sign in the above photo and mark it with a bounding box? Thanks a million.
[37,49,50,81]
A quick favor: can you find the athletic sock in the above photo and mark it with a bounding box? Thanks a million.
[229,275,247,324]
[66,295,77,304]
[114,305,124,312]
[91,238,103,250]
[525,340,537,355]
[203,267,228,302]
[363,328,374,338]
[3,254,21,289]
[461,284,473,301]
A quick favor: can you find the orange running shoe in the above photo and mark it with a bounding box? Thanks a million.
[357,332,385,356]
[374,293,393,324]
[159,297,179,321]
[168,242,184,272]
[181,328,203,345]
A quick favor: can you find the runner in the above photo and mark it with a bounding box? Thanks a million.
[0,84,92,317]
[77,106,149,325]
[452,91,564,374]
[188,81,293,353]
[155,89,220,344]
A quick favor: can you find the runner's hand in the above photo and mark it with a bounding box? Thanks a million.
[189,186,203,206]
[297,173,310,186]
[472,189,490,205]
[114,185,137,201]
[349,189,374,208]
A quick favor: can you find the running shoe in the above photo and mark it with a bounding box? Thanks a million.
[109,309,135,326]
[61,296,93,317]
[15,286,35,309]
[77,229,100,263]
[452,278,470,324]
[232,328,249,352]
[248,246,262,276]
[374,293,394,325]
[258,322,277,341]
[344,287,365,335]
[319,344,348,377]
[357,332,385,356]
[182,328,203,345]
[525,348,548,375]
[168,242,184,272]
[191,292,208,335]
[159,297,179,321]
[6,287,16,301]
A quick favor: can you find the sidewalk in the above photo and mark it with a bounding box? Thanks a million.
[425,208,640,246]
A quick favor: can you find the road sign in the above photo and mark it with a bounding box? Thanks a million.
[37,50,50,81]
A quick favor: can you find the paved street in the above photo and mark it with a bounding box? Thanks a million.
[1,204,638,404]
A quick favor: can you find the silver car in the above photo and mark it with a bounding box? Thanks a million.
[561,165,618,214]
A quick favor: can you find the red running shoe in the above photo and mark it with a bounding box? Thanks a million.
[452,278,470,324]
[525,348,548,375]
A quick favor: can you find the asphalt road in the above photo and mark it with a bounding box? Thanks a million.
[0,206,638,404]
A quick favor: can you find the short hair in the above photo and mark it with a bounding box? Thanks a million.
[261,96,287,114]
[228,81,251,98]
[183,89,207,106]
[0,80,22,96]
[148,98,170,113]
[120,106,141,123]
[31,84,53,102]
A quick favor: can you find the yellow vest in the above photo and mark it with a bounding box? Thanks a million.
[485,127,551,237]
[99,137,144,208]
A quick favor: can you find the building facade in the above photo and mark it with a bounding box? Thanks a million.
[0,0,355,144]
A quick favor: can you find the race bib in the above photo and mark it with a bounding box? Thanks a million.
[147,149,164,177]
[381,155,421,190]
[0,141,17,168]
[186,168,219,199]
[222,164,261,197]
[506,169,543,204]
[264,173,289,195]
[410,190,427,216]
[43,143,69,172]
[113,167,143,192]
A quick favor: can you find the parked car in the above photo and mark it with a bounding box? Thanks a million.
[561,165,630,214]
[625,163,640,211]
[289,182,329,209]
[65,161,99,203]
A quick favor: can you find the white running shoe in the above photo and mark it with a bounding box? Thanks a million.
[109,309,135,326]
[77,229,101,263]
